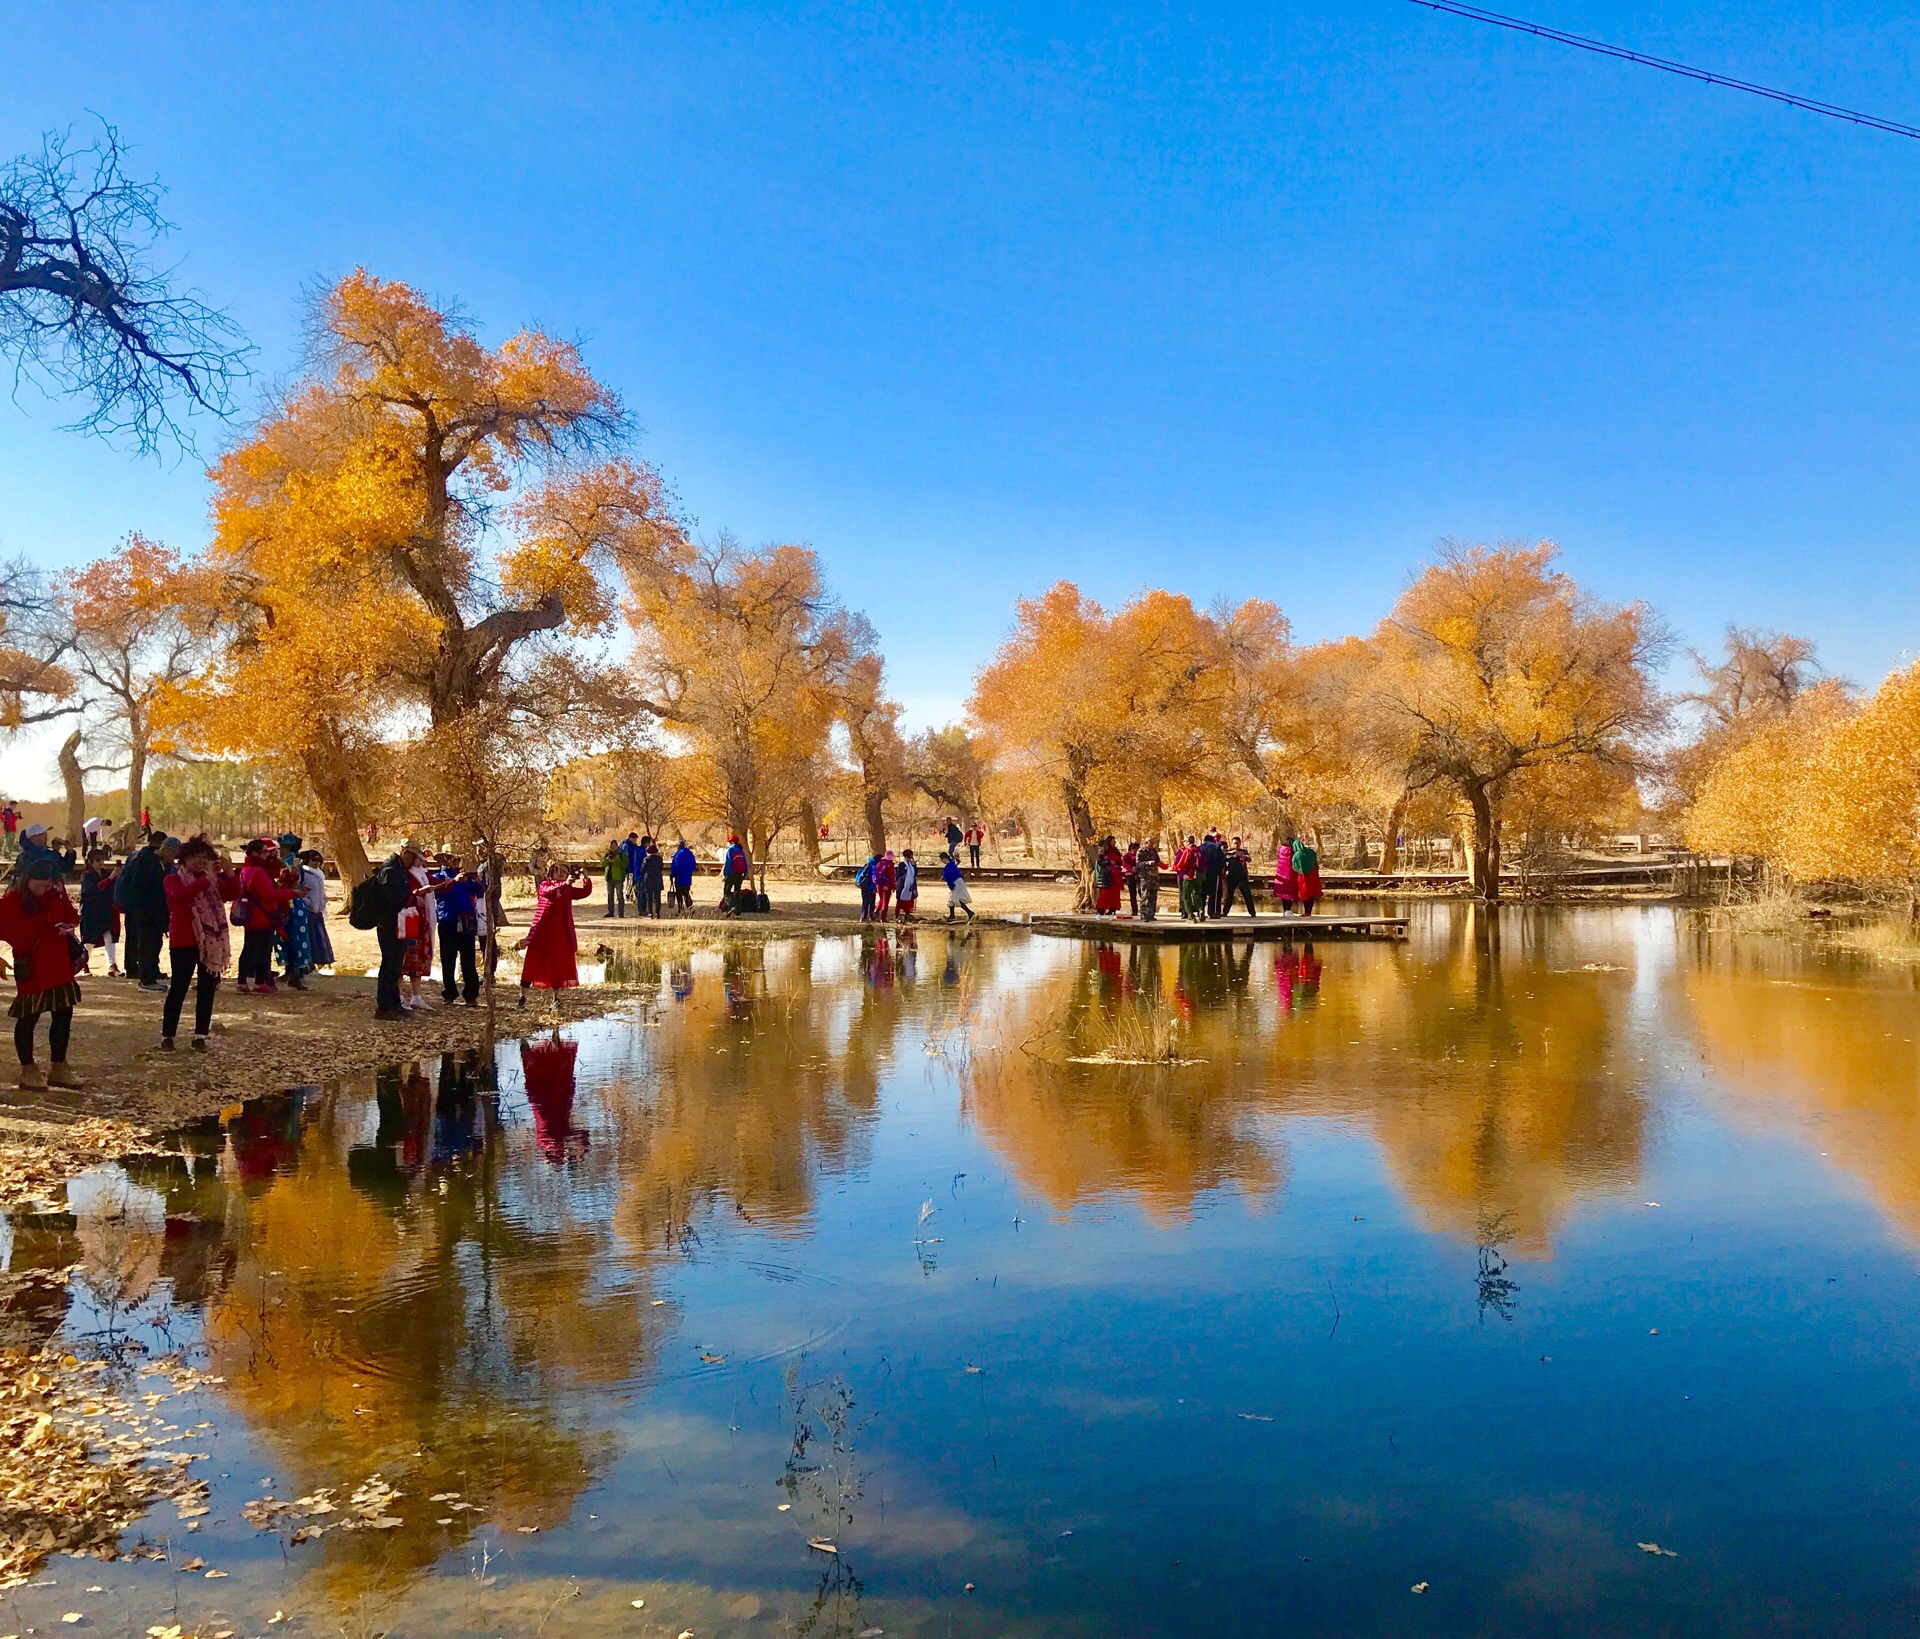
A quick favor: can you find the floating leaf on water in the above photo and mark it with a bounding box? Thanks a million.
[1239,1413,1273,1422]
[700,1353,727,1365]
[1637,1542,1678,1557]
[777,1503,791,1511]
[807,1538,838,1554]
[630,1599,645,1608]
[437,1518,454,1525]
[60,1617,84,1626]
[517,1525,540,1534]
[1411,1581,1429,1594]
[205,1568,227,1578]
[177,1556,204,1572]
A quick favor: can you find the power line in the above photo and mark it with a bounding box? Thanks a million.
[1405,0,1920,140]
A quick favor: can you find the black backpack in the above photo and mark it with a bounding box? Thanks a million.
[348,873,387,930]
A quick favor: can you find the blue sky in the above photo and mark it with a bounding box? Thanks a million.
[5,1,1919,795]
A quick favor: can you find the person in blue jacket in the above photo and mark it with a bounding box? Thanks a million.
[721,835,749,915]
[669,839,698,915]
[942,851,975,922]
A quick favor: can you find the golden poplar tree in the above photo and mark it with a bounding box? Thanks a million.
[62,535,218,822]
[624,536,855,869]
[968,582,1231,899]
[1685,678,1854,865]
[1787,662,1920,910]
[166,272,677,878]
[1365,543,1665,900]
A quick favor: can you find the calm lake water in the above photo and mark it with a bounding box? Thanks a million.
[6,905,1920,1638]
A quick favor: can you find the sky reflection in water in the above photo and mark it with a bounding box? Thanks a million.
[7,905,1920,1638]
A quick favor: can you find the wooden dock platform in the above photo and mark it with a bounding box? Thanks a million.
[1026,913,1408,943]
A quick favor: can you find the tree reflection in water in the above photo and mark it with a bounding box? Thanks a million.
[962,920,1649,1250]
[192,1047,652,1608]
[1681,927,1920,1242]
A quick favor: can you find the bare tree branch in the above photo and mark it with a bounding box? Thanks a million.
[0,121,253,454]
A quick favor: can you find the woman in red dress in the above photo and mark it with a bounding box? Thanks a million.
[1274,839,1301,915]
[1093,837,1125,915]
[517,865,593,1006]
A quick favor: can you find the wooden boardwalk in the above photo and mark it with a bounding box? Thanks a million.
[1026,912,1408,943]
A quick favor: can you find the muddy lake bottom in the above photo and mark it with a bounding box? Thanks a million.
[5,905,1920,1637]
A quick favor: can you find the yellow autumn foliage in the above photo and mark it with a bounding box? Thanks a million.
[1787,662,1920,887]
[1684,678,1854,862]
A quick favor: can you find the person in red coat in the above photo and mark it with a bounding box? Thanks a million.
[0,854,85,1090]
[516,866,593,1006]
[1274,841,1301,915]
[1094,837,1125,915]
[234,838,300,994]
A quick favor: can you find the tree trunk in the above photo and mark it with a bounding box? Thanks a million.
[862,783,888,857]
[1018,814,1034,858]
[126,729,147,827]
[797,800,823,869]
[1464,781,1501,903]
[1062,779,1099,910]
[1378,790,1410,874]
[479,820,499,1054]
[308,757,372,885]
[58,731,85,845]
[748,824,776,893]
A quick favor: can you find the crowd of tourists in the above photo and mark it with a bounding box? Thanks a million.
[854,845,976,923]
[0,798,1331,1089]
[1087,831,1322,922]
[600,832,703,917]
[0,819,534,1086]
[0,824,347,1088]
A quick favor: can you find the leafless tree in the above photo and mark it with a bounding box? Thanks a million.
[1,123,251,452]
